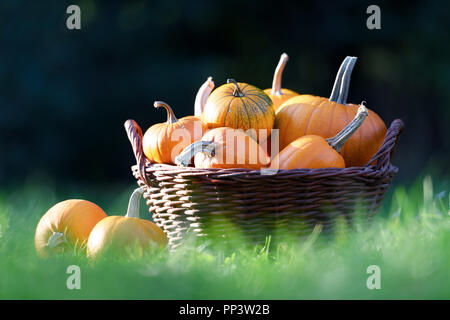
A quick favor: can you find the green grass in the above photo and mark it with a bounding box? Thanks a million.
[0,176,449,299]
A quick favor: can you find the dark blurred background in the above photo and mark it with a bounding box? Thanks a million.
[0,0,449,188]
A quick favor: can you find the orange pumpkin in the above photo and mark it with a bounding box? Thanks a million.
[201,79,275,141]
[264,53,299,111]
[143,101,207,164]
[271,104,368,170]
[87,188,167,258]
[35,199,107,257]
[275,56,387,167]
[194,76,214,117]
[175,127,270,170]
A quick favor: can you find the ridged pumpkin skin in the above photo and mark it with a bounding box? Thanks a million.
[275,57,387,167]
[86,216,167,258]
[143,101,207,164]
[271,135,345,170]
[176,127,270,170]
[201,79,275,141]
[276,96,386,167]
[86,188,167,258]
[35,200,107,257]
[271,104,369,170]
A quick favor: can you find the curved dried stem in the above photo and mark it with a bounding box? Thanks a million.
[271,53,289,96]
[46,232,66,249]
[227,79,244,97]
[175,141,216,167]
[125,187,145,218]
[336,57,357,105]
[326,102,368,153]
[154,101,178,124]
[194,77,214,116]
[329,56,352,102]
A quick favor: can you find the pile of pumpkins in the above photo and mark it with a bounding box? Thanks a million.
[35,54,388,258]
[143,54,386,170]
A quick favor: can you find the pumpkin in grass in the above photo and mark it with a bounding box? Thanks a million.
[175,127,270,170]
[143,101,207,164]
[35,199,107,257]
[275,56,387,167]
[271,104,368,170]
[87,188,167,258]
[201,79,275,141]
[264,53,299,111]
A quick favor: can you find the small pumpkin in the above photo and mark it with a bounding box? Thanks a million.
[35,199,107,257]
[87,188,167,258]
[175,127,270,170]
[271,104,368,170]
[201,79,275,141]
[194,76,215,117]
[143,101,207,164]
[264,53,299,111]
[275,56,387,167]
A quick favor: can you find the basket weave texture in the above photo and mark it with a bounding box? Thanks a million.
[125,119,404,249]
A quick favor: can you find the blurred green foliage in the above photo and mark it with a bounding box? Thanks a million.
[0,0,449,185]
[0,176,449,299]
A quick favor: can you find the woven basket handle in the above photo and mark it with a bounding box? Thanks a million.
[124,119,148,184]
[365,119,404,170]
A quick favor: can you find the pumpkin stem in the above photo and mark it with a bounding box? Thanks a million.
[175,140,216,167]
[46,232,66,249]
[326,102,369,153]
[329,56,352,102]
[271,53,289,96]
[194,77,215,117]
[336,57,357,105]
[125,187,145,218]
[154,101,178,124]
[227,79,245,97]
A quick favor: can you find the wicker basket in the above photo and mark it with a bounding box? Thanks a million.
[125,119,404,249]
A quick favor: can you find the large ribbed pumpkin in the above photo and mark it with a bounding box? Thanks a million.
[201,79,275,141]
[264,53,299,111]
[271,104,368,170]
[275,56,387,167]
